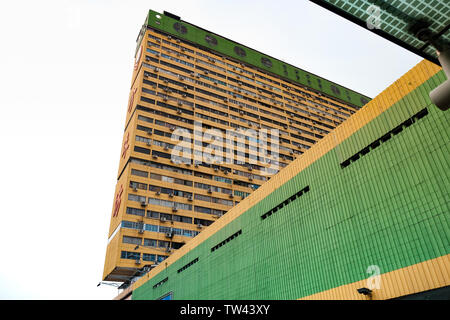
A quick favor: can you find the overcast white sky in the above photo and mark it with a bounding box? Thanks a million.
[0,0,422,299]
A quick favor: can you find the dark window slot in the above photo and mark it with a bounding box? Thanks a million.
[415,108,428,120]
[340,108,428,169]
[261,185,310,220]
[392,126,403,135]
[211,230,242,252]
[370,140,381,150]
[380,133,392,142]
[153,277,168,289]
[140,96,155,104]
[350,154,360,162]
[403,118,414,127]
[177,257,199,273]
[360,146,370,156]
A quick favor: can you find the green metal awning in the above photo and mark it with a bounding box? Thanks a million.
[310,0,450,65]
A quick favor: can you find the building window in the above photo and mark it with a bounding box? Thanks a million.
[131,169,148,178]
[143,253,156,261]
[134,146,150,155]
[126,207,145,217]
[122,236,142,245]
[130,181,147,190]
[128,194,146,203]
[120,251,140,260]
[144,238,157,247]
[145,224,159,232]
[157,255,168,263]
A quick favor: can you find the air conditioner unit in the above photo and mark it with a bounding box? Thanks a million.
[168,193,174,197]
[138,228,144,234]
[156,191,161,195]
[177,107,182,112]
[164,145,169,151]
[135,259,141,264]
[172,207,178,212]
[229,194,234,198]
[207,188,212,193]
[140,201,147,207]
[165,232,173,238]
[146,141,151,146]
[170,127,175,131]
[197,223,202,228]
[132,186,138,192]
[183,86,188,90]
[152,155,158,159]
[160,217,167,222]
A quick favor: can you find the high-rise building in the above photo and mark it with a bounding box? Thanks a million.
[126,59,450,301]
[102,9,370,286]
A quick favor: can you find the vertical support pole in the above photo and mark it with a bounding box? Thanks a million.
[430,49,450,111]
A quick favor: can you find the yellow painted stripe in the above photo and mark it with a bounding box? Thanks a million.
[299,254,450,300]
[132,59,442,292]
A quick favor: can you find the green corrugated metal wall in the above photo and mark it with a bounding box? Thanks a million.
[132,70,449,300]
